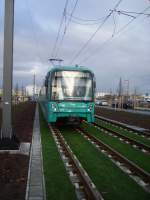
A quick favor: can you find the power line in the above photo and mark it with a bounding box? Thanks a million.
[110,9,136,18]
[51,0,69,58]
[55,0,79,58]
[113,9,150,17]
[66,12,106,22]
[79,5,150,65]
[69,0,123,65]
[69,17,106,26]
[65,0,79,29]
[69,14,112,64]
[112,12,118,37]
[79,36,112,64]
[114,6,150,36]
[79,9,149,64]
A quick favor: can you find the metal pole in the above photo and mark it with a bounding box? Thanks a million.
[1,0,14,139]
[33,73,35,97]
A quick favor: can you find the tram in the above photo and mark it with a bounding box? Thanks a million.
[39,65,96,123]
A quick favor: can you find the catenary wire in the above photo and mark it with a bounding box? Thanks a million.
[69,0,123,65]
[111,9,136,18]
[66,12,106,22]
[79,5,150,65]
[114,9,150,17]
[51,0,69,58]
[115,6,150,36]
[55,0,79,58]
[69,17,107,26]
[112,12,117,37]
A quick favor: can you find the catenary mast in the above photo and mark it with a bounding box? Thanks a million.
[1,0,14,139]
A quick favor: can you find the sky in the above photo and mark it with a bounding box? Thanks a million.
[0,0,150,94]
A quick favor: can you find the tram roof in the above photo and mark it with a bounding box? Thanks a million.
[48,65,92,73]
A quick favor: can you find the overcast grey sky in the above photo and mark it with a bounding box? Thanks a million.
[0,0,150,94]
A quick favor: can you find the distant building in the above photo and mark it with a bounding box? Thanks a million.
[25,85,41,96]
[96,92,110,98]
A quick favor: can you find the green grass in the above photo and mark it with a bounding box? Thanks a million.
[61,127,150,200]
[39,108,77,200]
[81,122,150,173]
[96,118,150,146]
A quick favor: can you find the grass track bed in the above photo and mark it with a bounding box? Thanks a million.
[81,122,150,173]
[39,109,77,200]
[61,127,149,200]
[96,118,150,146]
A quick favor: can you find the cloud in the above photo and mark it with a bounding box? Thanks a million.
[0,0,150,93]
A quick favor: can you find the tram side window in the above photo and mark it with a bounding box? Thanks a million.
[46,86,48,97]
[47,77,51,98]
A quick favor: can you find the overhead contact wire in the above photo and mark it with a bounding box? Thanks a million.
[69,0,123,65]
[55,0,79,58]
[51,0,69,58]
[66,12,106,22]
[115,5,150,36]
[114,9,150,17]
[79,5,150,65]
[70,17,106,26]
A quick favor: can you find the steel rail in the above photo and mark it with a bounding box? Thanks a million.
[49,124,103,200]
[95,115,150,139]
[76,127,150,191]
[92,121,150,154]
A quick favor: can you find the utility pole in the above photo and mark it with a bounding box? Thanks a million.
[124,79,129,107]
[124,80,129,96]
[133,87,137,109]
[33,73,36,98]
[21,84,24,101]
[118,77,123,109]
[1,0,14,139]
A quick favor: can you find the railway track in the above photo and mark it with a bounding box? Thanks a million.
[76,127,150,193]
[49,124,103,200]
[92,121,150,154]
[95,115,150,139]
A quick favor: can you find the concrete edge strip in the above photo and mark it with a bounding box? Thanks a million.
[0,142,31,155]
[25,104,46,200]
[25,110,34,200]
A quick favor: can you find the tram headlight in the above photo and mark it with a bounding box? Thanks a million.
[51,103,57,111]
[88,104,93,111]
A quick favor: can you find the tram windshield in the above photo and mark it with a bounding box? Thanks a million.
[51,71,93,101]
